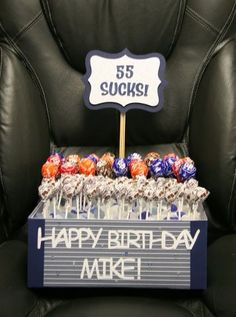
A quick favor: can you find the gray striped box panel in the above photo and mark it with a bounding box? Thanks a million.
[28,204,207,289]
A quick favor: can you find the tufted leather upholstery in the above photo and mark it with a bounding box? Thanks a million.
[0,0,236,316]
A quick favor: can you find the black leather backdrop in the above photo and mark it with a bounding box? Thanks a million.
[0,1,236,316]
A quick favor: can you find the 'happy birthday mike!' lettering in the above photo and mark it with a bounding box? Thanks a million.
[37,227,200,281]
[37,227,200,250]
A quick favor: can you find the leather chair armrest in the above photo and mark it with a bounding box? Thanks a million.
[0,44,50,237]
[0,240,37,317]
[189,40,236,233]
[204,234,236,317]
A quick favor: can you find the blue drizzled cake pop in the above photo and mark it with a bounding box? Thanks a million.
[163,153,179,177]
[149,158,165,178]
[178,162,196,182]
[112,158,128,177]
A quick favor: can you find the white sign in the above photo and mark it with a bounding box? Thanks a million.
[83,49,166,112]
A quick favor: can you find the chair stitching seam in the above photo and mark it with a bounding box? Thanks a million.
[44,0,72,63]
[185,1,236,136]
[25,298,41,317]
[12,10,43,42]
[0,22,53,141]
[185,1,236,222]
[186,9,217,35]
[166,0,187,57]
[227,38,236,225]
[0,47,2,78]
[175,303,196,317]
[181,142,189,156]
[228,166,236,226]
[186,6,220,34]
[0,167,9,239]
[0,49,10,239]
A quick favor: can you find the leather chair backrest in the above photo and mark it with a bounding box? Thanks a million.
[0,0,236,235]
[0,0,234,147]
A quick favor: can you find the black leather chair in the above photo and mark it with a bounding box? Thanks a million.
[0,0,236,316]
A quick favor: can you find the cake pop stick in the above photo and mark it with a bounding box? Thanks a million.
[87,201,92,219]
[147,179,157,218]
[82,175,95,214]
[94,176,106,219]
[100,189,109,219]
[114,178,123,219]
[52,197,57,218]
[92,176,103,219]
[64,199,70,219]
[155,187,165,220]
[143,183,155,220]
[184,187,196,219]
[103,179,114,219]
[181,179,198,219]
[74,174,84,219]
[106,200,111,220]
[165,185,179,220]
[97,197,101,219]
[163,179,177,219]
[86,182,98,220]
[83,195,87,211]
[57,175,69,209]
[192,186,210,219]
[57,187,63,209]
[176,183,185,220]
[139,198,143,220]
[38,178,56,218]
[126,182,138,220]
[63,178,76,218]
[113,177,127,219]
[52,179,60,218]
[136,176,147,220]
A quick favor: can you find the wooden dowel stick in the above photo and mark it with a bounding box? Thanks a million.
[119,112,126,158]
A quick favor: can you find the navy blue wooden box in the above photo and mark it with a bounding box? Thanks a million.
[28,202,207,289]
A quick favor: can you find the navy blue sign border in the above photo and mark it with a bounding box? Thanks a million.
[83,48,167,113]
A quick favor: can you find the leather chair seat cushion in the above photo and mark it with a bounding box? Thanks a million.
[45,296,194,317]
[204,234,236,317]
[0,240,37,317]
